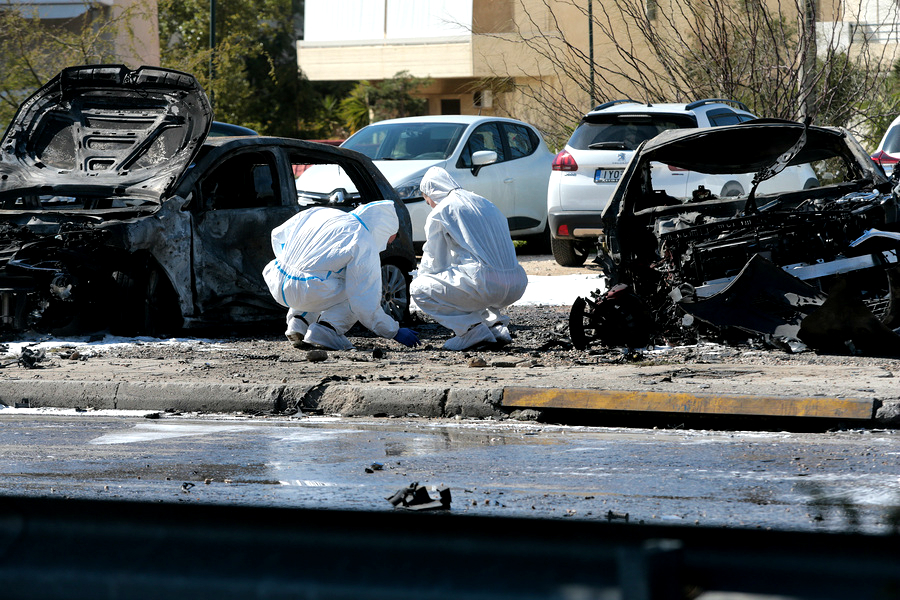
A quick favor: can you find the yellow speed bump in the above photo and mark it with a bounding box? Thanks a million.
[502,387,875,420]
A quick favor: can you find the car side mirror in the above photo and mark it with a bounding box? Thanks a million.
[329,189,349,205]
[471,150,497,176]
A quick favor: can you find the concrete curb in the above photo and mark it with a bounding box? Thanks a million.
[0,381,304,414]
[1,380,896,427]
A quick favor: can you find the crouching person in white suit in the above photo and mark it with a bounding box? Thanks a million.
[411,167,528,351]
[262,200,420,351]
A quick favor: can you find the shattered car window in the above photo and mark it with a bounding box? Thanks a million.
[292,150,388,209]
[199,151,280,210]
[294,160,360,207]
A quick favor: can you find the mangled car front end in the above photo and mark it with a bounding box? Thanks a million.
[573,121,900,355]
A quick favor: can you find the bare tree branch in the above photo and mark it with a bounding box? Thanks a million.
[475,0,900,146]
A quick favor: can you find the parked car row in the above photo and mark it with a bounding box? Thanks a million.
[2,63,898,341]
[297,115,555,246]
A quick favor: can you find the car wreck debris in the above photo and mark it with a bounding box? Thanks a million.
[0,64,415,339]
[386,482,451,511]
[571,120,900,356]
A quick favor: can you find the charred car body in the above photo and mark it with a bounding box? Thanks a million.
[572,120,900,354]
[0,65,415,337]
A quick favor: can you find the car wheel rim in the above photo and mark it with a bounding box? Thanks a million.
[381,264,409,322]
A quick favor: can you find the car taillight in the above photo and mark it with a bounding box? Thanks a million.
[668,165,689,171]
[871,150,899,168]
[552,150,578,171]
[557,224,570,236]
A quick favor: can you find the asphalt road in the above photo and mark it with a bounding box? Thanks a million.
[3,410,899,534]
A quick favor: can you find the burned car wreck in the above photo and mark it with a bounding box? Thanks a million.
[0,65,415,338]
[571,120,900,356]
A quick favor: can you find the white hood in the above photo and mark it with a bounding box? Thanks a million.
[296,159,445,196]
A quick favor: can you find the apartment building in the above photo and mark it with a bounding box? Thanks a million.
[299,0,899,137]
[298,0,567,118]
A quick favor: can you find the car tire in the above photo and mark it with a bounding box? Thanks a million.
[551,236,589,267]
[381,260,411,324]
[112,263,181,337]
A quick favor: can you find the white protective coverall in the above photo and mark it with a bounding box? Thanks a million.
[411,167,527,344]
[262,200,400,347]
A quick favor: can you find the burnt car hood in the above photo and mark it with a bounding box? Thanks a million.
[0,65,212,202]
[639,121,883,178]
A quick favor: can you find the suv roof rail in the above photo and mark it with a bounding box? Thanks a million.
[590,99,640,112]
[685,98,750,112]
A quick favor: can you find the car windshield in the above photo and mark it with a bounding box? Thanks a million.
[570,114,697,151]
[342,122,466,161]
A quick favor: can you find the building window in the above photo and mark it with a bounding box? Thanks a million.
[440,99,461,115]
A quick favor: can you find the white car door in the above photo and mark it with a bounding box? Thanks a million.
[449,122,514,222]
[499,121,552,234]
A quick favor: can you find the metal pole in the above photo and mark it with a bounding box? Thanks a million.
[589,0,595,107]
[209,0,216,108]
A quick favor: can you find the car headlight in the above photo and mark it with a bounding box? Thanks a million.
[394,178,424,203]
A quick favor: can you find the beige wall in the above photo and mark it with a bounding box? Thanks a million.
[110,0,160,67]
[299,40,473,81]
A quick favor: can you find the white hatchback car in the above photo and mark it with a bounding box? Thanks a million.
[547,99,818,266]
[297,115,555,244]
[871,113,900,177]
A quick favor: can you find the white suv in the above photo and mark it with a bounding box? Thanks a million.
[547,99,758,266]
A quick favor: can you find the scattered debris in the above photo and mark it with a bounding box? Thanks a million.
[364,462,384,474]
[467,356,488,368]
[386,482,451,511]
[509,409,542,422]
[490,359,521,368]
[570,284,651,351]
[306,349,328,362]
[181,482,195,493]
[607,510,629,523]
[58,349,84,361]
[18,347,46,369]
[536,336,573,352]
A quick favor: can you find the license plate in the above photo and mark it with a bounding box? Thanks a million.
[594,168,623,183]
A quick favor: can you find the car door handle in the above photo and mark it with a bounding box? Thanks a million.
[504,178,514,184]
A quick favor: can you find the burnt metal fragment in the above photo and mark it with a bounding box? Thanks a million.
[385,482,451,511]
[679,254,826,341]
[569,284,651,351]
[799,275,900,357]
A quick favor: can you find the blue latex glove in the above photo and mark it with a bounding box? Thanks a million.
[393,328,420,347]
